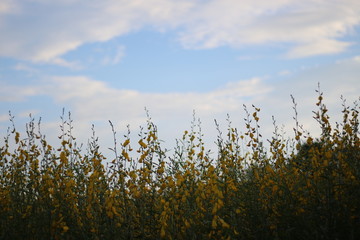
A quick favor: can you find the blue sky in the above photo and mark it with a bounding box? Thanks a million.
[1,0,359,156]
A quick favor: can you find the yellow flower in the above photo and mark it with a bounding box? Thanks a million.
[218,217,230,228]
[138,139,147,148]
[60,151,68,164]
[121,150,130,161]
[211,218,217,229]
[185,220,190,228]
[122,139,130,147]
[15,132,20,143]
[272,185,279,194]
[62,226,69,232]
[160,227,166,238]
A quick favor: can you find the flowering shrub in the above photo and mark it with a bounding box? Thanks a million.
[0,89,359,239]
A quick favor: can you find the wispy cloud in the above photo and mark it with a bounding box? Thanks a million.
[278,70,292,76]
[0,83,43,102]
[48,58,83,69]
[101,45,126,65]
[0,0,358,63]
[0,71,272,148]
[44,76,271,121]
[286,39,353,58]
[13,63,40,75]
[3,55,359,152]
[178,0,360,57]
[0,0,192,62]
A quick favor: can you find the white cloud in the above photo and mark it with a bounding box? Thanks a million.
[0,0,359,63]
[48,58,83,69]
[1,55,359,156]
[0,72,272,148]
[5,55,360,123]
[44,75,271,121]
[178,0,360,57]
[286,39,352,58]
[0,83,43,102]
[0,0,193,62]
[48,76,114,102]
